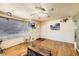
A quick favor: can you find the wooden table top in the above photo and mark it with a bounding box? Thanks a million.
[28,46,50,56]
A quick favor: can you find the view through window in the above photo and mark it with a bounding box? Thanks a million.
[0,17,30,41]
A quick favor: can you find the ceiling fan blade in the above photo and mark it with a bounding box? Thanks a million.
[30,13,36,16]
[35,7,46,11]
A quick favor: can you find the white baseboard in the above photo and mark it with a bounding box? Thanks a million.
[76,48,79,52]
[74,42,79,52]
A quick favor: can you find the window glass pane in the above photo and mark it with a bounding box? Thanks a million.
[0,17,29,41]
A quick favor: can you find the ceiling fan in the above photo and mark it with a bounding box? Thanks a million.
[30,4,54,19]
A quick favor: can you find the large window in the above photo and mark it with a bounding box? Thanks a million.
[0,17,30,41]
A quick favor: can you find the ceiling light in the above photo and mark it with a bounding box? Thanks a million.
[38,12,48,18]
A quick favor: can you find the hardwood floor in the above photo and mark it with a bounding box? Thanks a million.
[56,46,78,56]
[0,38,79,56]
[32,38,79,56]
[1,43,28,56]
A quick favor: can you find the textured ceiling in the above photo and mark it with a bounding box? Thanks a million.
[0,3,79,21]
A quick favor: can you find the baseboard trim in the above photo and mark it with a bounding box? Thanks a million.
[39,38,74,45]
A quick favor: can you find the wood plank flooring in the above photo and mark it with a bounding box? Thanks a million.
[32,38,79,56]
[56,46,78,56]
[0,38,78,56]
[1,43,28,56]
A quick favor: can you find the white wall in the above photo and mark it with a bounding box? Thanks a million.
[1,36,27,49]
[1,19,75,49]
[41,19,75,43]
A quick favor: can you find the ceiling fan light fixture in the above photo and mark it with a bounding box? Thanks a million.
[38,12,49,18]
